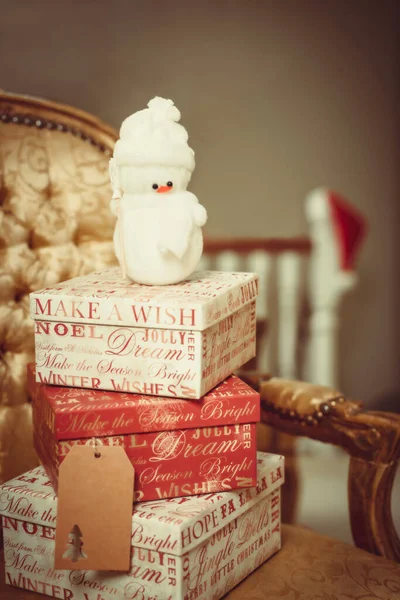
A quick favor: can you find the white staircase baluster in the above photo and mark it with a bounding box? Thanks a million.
[197,253,213,272]
[276,252,302,379]
[247,250,272,372]
[214,250,241,273]
[305,189,357,389]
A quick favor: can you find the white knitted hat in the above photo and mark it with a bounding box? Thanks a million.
[114,97,195,173]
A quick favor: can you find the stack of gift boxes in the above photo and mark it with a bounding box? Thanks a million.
[0,268,284,600]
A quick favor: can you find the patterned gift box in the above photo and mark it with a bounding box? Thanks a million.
[28,364,260,501]
[29,268,258,399]
[0,452,284,600]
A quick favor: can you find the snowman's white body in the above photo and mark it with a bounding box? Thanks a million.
[111,165,207,285]
[110,97,207,285]
[113,191,206,286]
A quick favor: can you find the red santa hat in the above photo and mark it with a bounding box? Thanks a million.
[308,188,367,270]
[328,190,367,270]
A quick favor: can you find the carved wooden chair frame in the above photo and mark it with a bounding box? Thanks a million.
[241,372,400,562]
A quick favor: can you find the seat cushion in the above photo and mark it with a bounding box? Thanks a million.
[227,524,400,599]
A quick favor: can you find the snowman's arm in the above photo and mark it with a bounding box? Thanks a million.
[193,203,207,227]
[184,192,208,227]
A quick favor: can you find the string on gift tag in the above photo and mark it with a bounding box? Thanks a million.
[92,437,101,458]
[55,444,134,571]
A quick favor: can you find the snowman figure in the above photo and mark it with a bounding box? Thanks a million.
[109,97,207,285]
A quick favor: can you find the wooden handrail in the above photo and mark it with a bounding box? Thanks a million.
[203,236,312,255]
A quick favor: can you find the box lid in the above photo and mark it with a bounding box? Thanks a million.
[29,268,259,331]
[27,363,260,440]
[0,452,284,557]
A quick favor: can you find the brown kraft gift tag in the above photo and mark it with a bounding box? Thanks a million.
[54,444,134,571]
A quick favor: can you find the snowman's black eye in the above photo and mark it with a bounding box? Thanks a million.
[152,183,158,190]
[167,181,173,187]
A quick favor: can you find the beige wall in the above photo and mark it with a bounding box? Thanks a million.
[2,1,399,403]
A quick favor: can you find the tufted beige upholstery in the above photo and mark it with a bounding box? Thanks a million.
[0,92,118,483]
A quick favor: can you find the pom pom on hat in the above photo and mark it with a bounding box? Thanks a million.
[147,96,181,123]
[114,97,195,173]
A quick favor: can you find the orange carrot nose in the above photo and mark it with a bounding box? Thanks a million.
[157,185,172,193]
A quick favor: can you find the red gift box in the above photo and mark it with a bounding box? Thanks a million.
[28,365,260,502]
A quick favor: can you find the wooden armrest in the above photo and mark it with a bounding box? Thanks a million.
[237,371,272,391]
[259,377,400,562]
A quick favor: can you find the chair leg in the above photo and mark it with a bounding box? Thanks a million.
[348,456,400,561]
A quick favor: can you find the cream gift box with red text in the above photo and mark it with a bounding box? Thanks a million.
[0,452,284,600]
[28,364,259,501]
[29,269,258,399]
